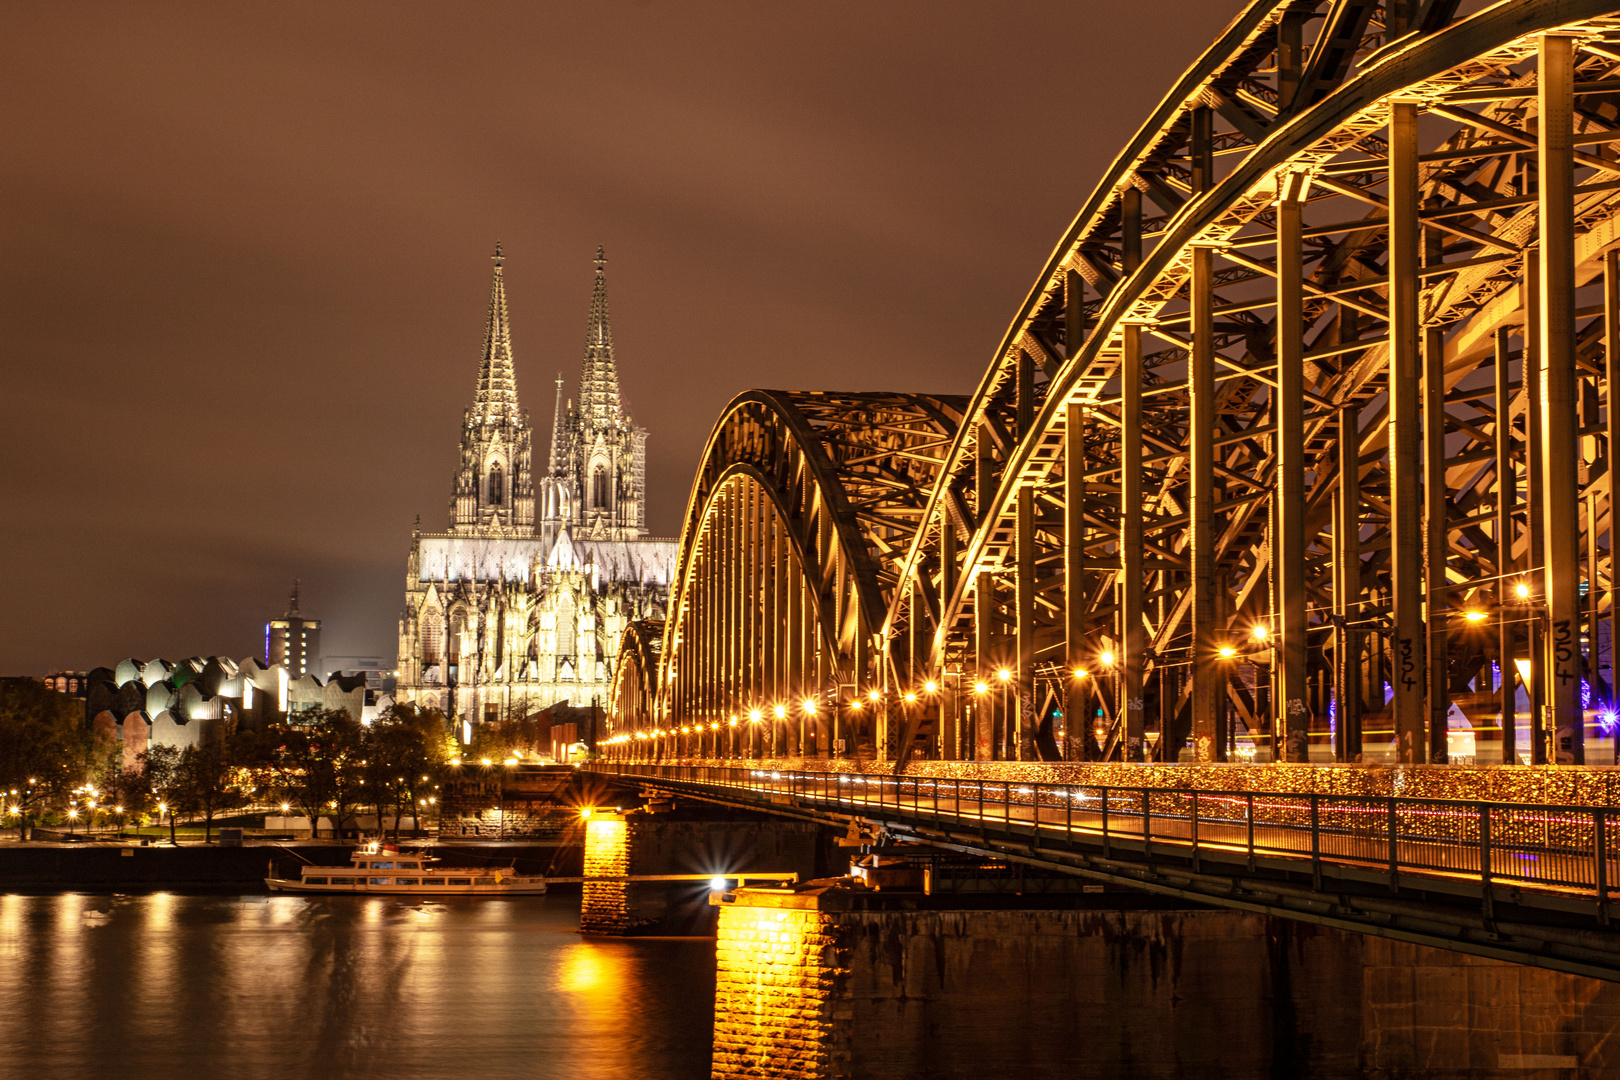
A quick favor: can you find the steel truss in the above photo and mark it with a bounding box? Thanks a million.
[616,0,1620,771]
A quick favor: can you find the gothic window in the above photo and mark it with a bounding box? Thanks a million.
[488,465,504,506]
[421,613,444,663]
[592,465,610,509]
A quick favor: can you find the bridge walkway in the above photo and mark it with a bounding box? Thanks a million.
[591,762,1620,981]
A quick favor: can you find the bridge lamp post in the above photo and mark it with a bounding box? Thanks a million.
[774,704,787,757]
[920,681,939,758]
[971,681,989,762]
[845,696,862,761]
[728,715,738,760]
[748,709,763,760]
[997,669,1012,761]
[802,700,819,757]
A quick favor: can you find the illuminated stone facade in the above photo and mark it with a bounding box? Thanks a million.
[395,248,676,729]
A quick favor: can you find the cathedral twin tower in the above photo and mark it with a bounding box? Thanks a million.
[397,247,676,730]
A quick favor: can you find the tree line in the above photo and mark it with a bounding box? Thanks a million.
[0,679,458,842]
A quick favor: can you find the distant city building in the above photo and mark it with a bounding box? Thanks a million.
[323,655,398,696]
[395,246,675,730]
[265,582,322,677]
[41,671,90,701]
[81,655,384,773]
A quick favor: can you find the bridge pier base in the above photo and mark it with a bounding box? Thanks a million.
[579,807,834,935]
[710,880,1620,1079]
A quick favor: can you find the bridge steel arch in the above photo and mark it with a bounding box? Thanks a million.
[606,618,663,737]
[612,0,1620,773]
[634,390,965,761]
[882,0,1620,770]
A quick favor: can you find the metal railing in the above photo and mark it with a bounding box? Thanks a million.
[591,762,1616,918]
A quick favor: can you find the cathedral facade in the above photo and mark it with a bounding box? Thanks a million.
[395,247,676,731]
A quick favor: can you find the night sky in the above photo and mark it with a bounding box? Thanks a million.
[2,1,1240,674]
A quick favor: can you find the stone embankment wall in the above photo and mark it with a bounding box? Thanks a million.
[437,766,582,839]
[661,757,1620,806]
[711,887,1620,1080]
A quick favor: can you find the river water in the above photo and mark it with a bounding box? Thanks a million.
[0,892,715,1080]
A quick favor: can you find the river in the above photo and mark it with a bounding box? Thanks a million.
[0,891,715,1080]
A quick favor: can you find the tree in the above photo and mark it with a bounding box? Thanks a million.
[366,703,450,841]
[0,678,93,840]
[173,736,247,843]
[139,745,183,844]
[258,709,366,839]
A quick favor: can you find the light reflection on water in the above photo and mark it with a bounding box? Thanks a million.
[0,892,714,1080]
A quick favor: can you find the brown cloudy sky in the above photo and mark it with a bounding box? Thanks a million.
[1,0,1240,673]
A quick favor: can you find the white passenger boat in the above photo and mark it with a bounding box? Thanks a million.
[265,844,547,895]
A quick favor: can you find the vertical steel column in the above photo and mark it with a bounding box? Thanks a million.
[975,571,996,760]
[1016,483,1036,761]
[770,523,785,755]
[1607,251,1620,724]
[1424,320,1451,765]
[1336,403,1362,760]
[1190,240,1222,762]
[1496,329,1519,764]
[1120,330,1146,761]
[1527,251,1547,764]
[1276,175,1310,763]
[1540,33,1583,764]
[940,517,958,760]
[1065,401,1089,760]
[1388,99,1427,763]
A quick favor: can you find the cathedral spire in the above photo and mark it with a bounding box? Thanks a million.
[548,372,566,475]
[475,242,520,421]
[578,246,620,425]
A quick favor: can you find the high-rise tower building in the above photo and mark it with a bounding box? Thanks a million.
[266,581,322,678]
[395,247,675,730]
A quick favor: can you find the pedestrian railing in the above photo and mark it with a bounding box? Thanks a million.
[589,762,1616,917]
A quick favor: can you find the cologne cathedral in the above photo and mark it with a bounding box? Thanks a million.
[395,246,676,730]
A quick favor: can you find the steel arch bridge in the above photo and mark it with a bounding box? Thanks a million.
[609,0,1620,772]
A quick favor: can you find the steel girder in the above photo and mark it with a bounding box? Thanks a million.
[614,0,1620,773]
[606,618,663,734]
[646,390,964,759]
[879,0,1620,769]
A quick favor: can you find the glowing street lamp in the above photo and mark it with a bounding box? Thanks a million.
[1218,645,1237,659]
[923,680,937,693]
[1098,651,1115,667]
[773,705,787,720]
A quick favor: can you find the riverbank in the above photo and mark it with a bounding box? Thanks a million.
[0,841,580,890]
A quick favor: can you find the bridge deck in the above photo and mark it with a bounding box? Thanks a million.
[593,761,1620,981]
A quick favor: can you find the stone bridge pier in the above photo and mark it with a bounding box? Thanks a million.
[578,804,839,935]
[711,881,1620,1080]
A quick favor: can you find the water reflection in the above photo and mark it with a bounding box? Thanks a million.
[0,893,714,1080]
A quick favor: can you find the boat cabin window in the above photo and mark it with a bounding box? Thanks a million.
[369,877,391,885]
[419,879,441,885]
[475,877,496,885]
[306,877,328,885]
[399,862,419,869]
[395,879,419,886]
[446,878,471,885]
[369,861,395,870]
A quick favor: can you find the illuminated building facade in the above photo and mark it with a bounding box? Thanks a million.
[395,247,675,731]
